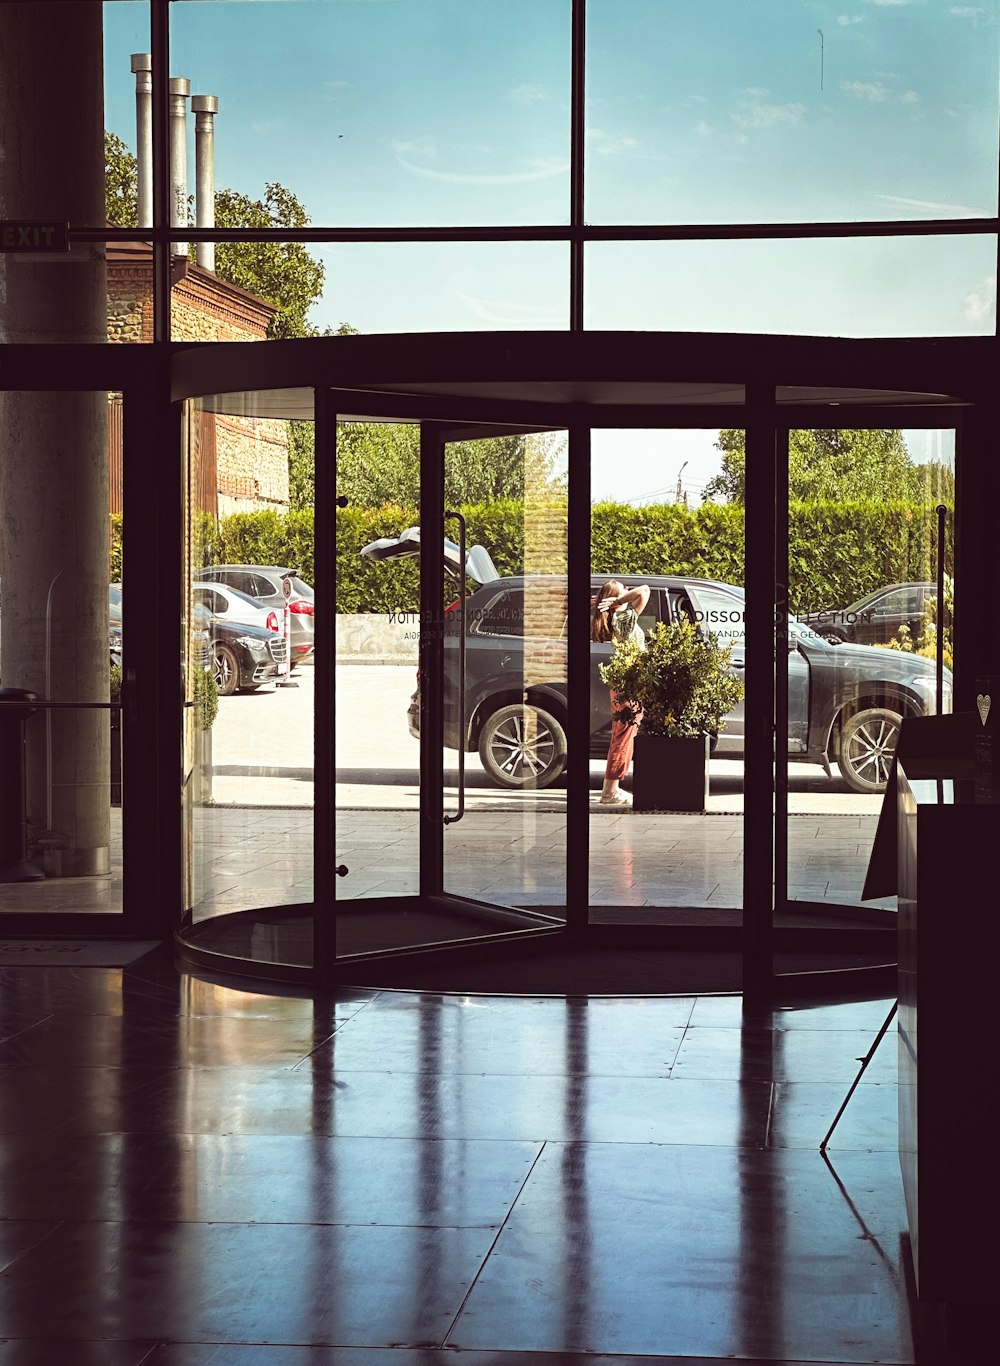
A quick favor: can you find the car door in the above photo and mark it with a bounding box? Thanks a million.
[683,584,746,753]
[861,586,926,646]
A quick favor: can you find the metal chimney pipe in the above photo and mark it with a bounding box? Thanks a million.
[130,53,153,228]
[191,94,218,271]
[168,76,191,258]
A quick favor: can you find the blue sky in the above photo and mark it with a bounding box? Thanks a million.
[103,0,982,496]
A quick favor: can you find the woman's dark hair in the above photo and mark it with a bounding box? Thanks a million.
[591,579,624,643]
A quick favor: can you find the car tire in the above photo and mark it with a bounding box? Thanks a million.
[837,706,902,794]
[213,643,240,697]
[478,703,568,790]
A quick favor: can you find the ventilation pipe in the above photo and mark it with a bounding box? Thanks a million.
[191,94,218,271]
[130,52,152,228]
[168,76,190,258]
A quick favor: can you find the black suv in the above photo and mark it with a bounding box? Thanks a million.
[405,574,952,795]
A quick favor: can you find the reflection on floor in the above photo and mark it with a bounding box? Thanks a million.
[0,948,916,1364]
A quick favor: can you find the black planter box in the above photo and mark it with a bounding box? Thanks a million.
[632,733,710,812]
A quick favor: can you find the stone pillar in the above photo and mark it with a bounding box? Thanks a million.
[0,2,111,875]
[131,52,153,228]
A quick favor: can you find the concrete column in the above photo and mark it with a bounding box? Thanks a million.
[169,76,190,258]
[131,52,153,228]
[0,2,111,876]
[191,95,218,271]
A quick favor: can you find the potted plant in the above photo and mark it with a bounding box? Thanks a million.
[599,618,745,811]
[192,666,219,805]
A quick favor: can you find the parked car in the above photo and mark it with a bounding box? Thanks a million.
[800,582,937,647]
[197,565,315,662]
[366,552,952,794]
[192,602,287,696]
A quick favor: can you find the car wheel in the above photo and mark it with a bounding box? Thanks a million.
[212,643,240,697]
[478,703,568,790]
[837,706,902,794]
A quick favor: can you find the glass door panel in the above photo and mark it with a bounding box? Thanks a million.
[779,425,955,929]
[182,395,315,966]
[587,429,745,925]
[440,429,569,918]
[335,420,570,959]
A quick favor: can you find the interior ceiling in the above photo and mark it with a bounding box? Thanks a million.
[198,380,959,421]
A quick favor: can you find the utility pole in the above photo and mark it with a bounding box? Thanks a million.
[675,460,688,504]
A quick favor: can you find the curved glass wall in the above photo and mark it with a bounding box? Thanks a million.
[173,363,972,986]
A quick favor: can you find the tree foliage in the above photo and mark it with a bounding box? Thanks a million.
[336,424,568,508]
[105,131,138,228]
[704,428,919,503]
[213,183,325,339]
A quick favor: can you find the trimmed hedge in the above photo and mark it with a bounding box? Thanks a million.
[111,501,953,617]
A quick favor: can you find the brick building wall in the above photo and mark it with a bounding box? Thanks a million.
[106,245,290,514]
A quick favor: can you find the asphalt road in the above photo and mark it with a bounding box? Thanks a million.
[207,660,883,815]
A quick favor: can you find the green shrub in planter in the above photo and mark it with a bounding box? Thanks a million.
[194,668,219,731]
[600,620,746,810]
[599,618,745,736]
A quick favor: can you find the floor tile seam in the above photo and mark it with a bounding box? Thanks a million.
[441,1138,549,1348]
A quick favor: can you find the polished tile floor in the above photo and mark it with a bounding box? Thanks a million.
[0,947,916,1364]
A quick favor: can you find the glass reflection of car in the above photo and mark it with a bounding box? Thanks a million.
[801,582,937,647]
[197,565,315,663]
[361,533,952,795]
[191,590,286,693]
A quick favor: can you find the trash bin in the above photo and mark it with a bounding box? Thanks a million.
[0,688,45,882]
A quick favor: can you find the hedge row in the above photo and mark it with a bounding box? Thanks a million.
[110,501,952,616]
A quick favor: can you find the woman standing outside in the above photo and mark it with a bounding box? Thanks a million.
[591,579,650,805]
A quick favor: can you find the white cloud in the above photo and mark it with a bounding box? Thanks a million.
[862,0,918,7]
[391,138,438,161]
[695,121,714,137]
[586,128,640,155]
[324,79,353,92]
[843,79,891,101]
[842,75,919,105]
[877,193,992,216]
[507,83,546,104]
[392,146,568,184]
[731,90,806,129]
[963,273,997,324]
[455,291,566,326]
[837,14,865,23]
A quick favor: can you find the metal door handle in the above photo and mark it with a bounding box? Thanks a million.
[335,864,348,877]
[442,510,467,819]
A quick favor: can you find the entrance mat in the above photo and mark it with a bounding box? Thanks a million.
[0,940,159,966]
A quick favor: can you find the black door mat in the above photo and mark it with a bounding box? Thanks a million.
[0,940,159,966]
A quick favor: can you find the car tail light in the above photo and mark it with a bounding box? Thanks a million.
[289,599,314,615]
[266,610,279,632]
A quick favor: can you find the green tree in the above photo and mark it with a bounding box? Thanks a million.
[704,428,915,503]
[213,183,325,339]
[105,131,138,228]
[335,424,567,508]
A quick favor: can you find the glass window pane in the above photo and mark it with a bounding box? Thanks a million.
[586,0,1000,224]
[168,0,571,228]
[0,390,123,911]
[586,235,997,337]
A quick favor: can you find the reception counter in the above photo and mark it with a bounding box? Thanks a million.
[896,765,998,1354]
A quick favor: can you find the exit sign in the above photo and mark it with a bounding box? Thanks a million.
[0,221,69,252]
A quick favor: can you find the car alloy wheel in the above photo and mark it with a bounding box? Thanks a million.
[478,703,568,789]
[837,706,902,794]
[213,643,240,697]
